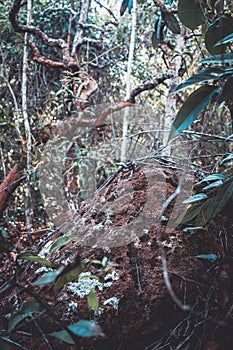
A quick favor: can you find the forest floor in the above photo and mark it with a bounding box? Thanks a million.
[1,165,233,350]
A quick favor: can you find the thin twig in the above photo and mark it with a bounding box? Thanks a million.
[156,177,191,311]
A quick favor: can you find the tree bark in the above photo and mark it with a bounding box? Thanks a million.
[0,164,21,218]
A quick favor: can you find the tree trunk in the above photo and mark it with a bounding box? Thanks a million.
[0,164,21,218]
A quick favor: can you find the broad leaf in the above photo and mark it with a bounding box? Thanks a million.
[49,236,77,255]
[195,177,233,226]
[8,299,44,332]
[183,193,208,204]
[215,32,233,46]
[120,0,128,16]
[50,320,104,342]
[168,85,219,141]
[17,251,52,268]
[33,270,59,286]
[172,67,223,94]
[205,15,233,55]
[53,261,87,293]
[202,53,233,64]
[177,0,204,30]
[164,11,180,34]
[88,289,99,311]
[202,180,223,190]
[177,203,203,224]
[199,174,225,183]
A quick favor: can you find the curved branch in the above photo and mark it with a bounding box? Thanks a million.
[9,0,76,68]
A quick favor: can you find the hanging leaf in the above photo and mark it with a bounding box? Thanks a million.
[88,289,99,311]
[177,0,204,30]
[120,0,129,16]
[183,193,208,204]
[49,236,77,255]
[168,85,219,141]
[164,11,181,34]
[50,320,104,342]
[8,299,44,332]
[128,0,133,14]
[205,15,233,55]
[17,251,52,268]
[172,67,223,94]
[202,53,233,64]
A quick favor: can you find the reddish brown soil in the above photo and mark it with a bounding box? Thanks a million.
[1,166,233,350]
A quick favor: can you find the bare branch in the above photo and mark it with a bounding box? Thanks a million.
[128,73,173,103]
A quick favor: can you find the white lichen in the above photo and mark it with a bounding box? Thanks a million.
[103,297,120,310]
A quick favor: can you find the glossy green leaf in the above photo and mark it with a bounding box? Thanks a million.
[88,289,99,311]
[183,193,208,204]
[50,320,104,342]
[168,85,219,141]
[8,299,44,332]
[202,180,223,190]
[33,270,59,286]
[177,0,204,30]
[214,32,233,46]
[164,11,180,34]
[183,226,206,232]
[49,329,75,344]
[195,254,217,260]
[172,68,223,94]
[17,251,52,268]
[120,0,128,16]
[53,261,87,293]
[202,53,233,65]
[49,236,77,255]
[128,0,133,13]
[195,177,233,226]
[177,203,202,224]
[199,174,225,183]
[205,16,233,55]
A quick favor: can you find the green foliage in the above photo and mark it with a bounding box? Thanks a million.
[168,85,219,141]
[87,289,99,311]
[49,320,104,343]
[8,299,44,332]
[205,15,233,55]
[177,0,204,30]
[17,251,52,267]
